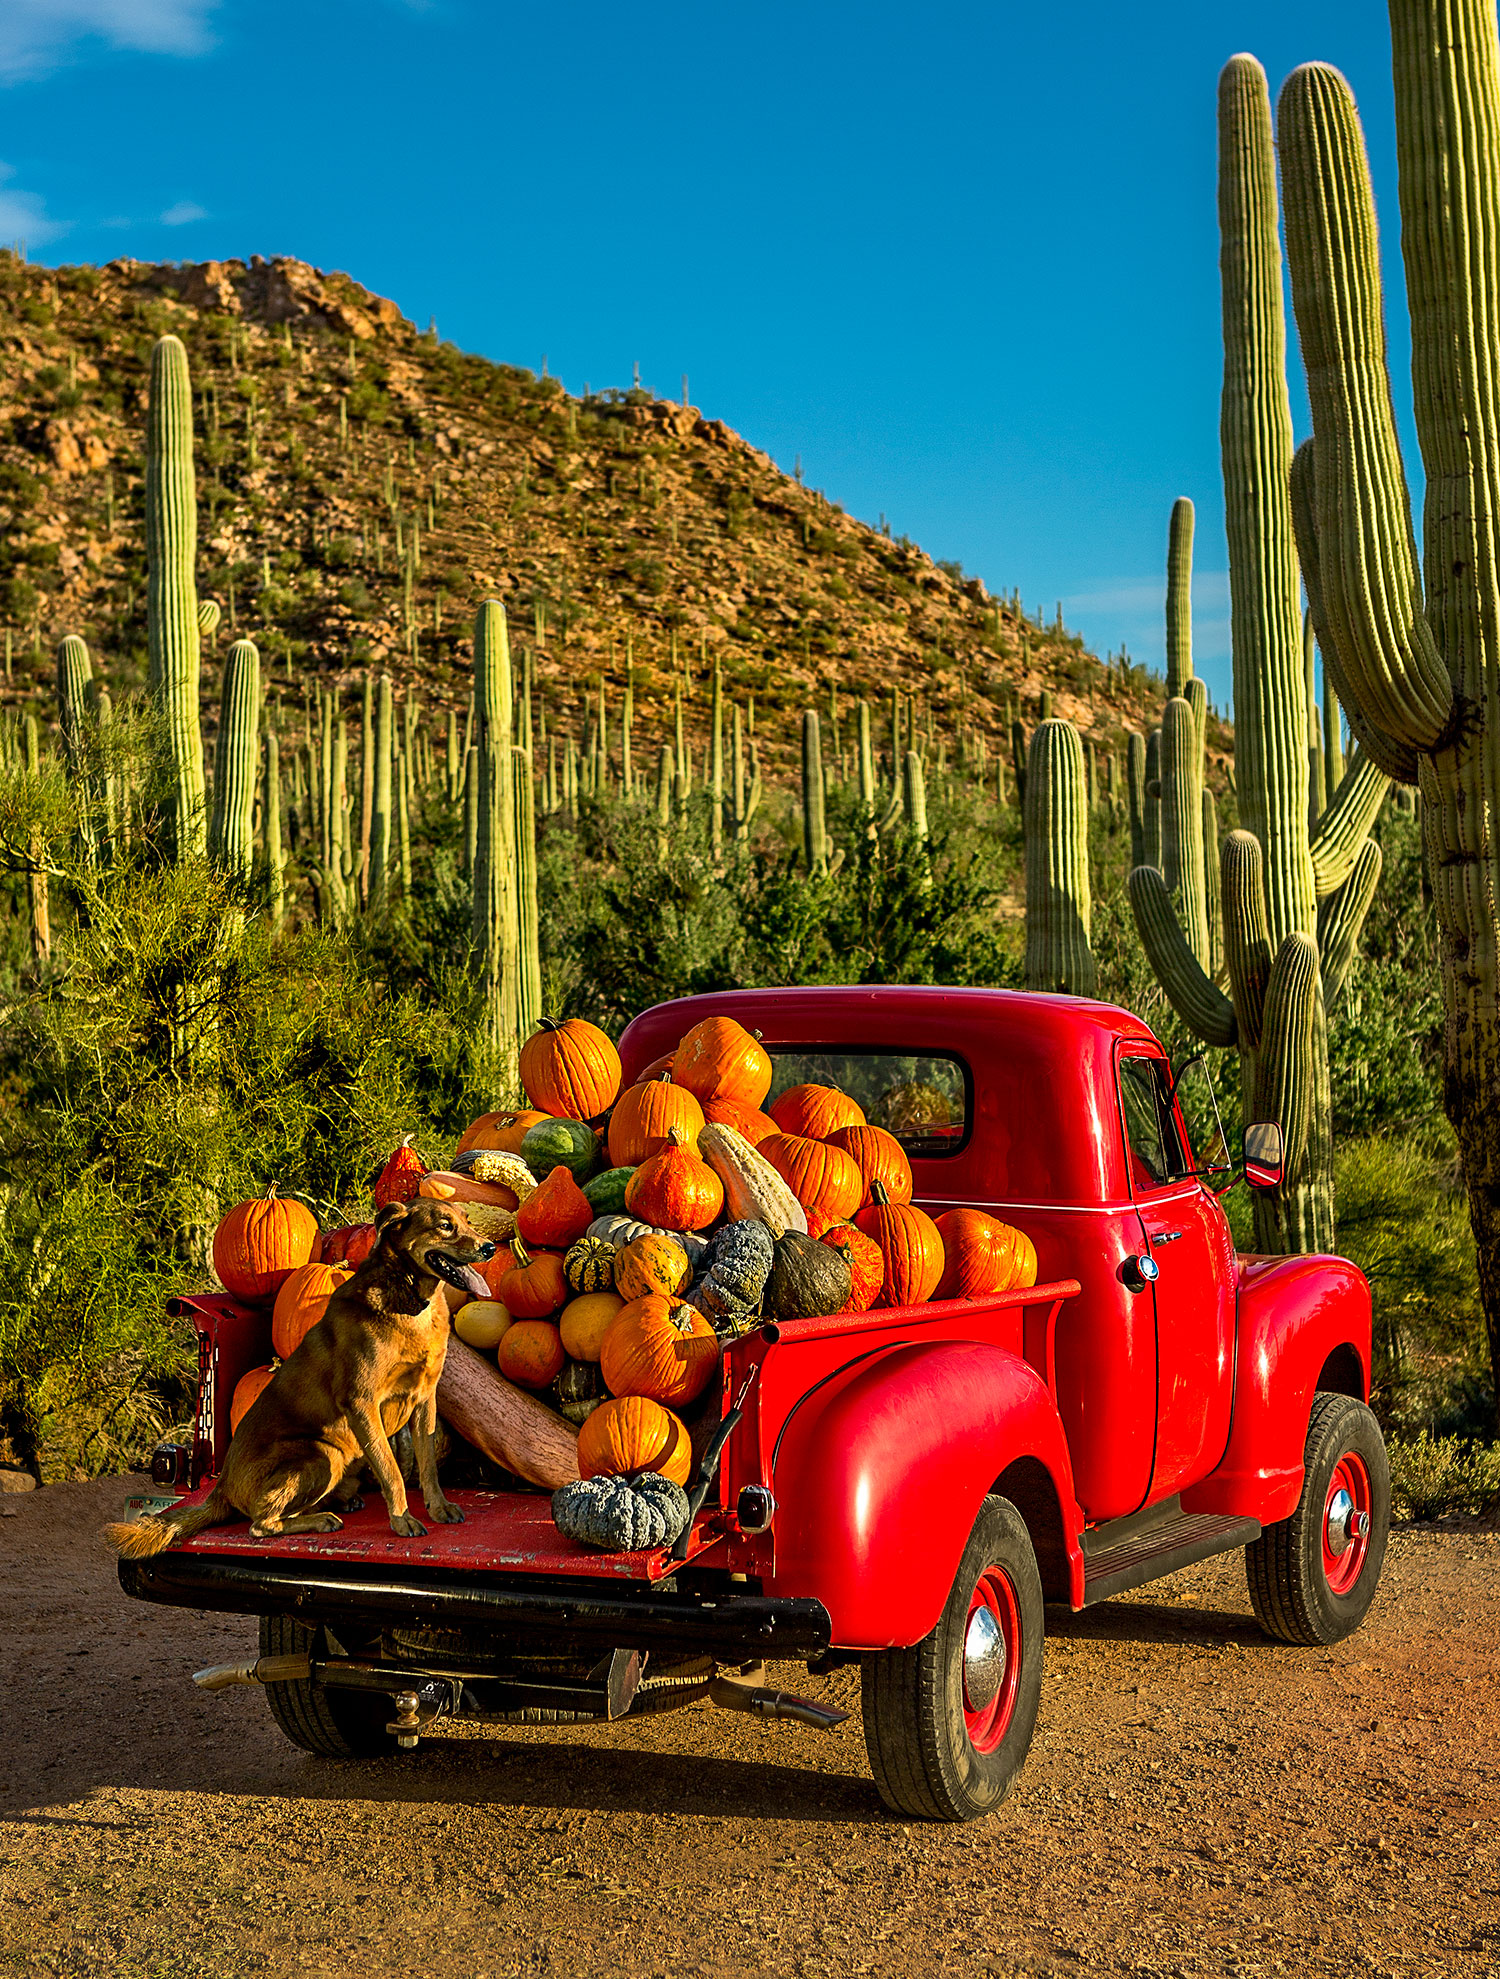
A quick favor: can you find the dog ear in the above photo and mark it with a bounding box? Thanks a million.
[375,1201,412,1233]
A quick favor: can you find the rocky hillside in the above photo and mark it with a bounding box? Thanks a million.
[0,249,1188,777]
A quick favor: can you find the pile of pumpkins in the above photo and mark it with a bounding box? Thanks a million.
[208,1011,1037,1503]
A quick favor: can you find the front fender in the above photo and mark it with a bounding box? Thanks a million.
[1182,1253,1372,1524]
[759,1339,1081,1650]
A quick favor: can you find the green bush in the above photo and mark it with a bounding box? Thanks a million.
[1388,1431,1500,1520]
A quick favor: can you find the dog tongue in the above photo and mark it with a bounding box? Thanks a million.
[454,1264,491,1300]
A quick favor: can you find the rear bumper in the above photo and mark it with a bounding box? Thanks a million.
[119,1553,833,1663]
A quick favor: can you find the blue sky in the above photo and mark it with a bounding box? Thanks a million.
[0,0,1415,708]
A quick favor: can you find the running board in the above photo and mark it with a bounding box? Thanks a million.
[1080,1502,1261,1606]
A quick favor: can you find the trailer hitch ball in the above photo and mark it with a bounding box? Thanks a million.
[387,1690,423,1749]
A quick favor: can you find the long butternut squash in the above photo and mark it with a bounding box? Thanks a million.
[698,1121,808,1236]
[437,1335,580,1488]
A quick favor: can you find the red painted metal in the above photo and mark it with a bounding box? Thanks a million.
[1322,1452,1372,1596]
[964,1566,1022,1755]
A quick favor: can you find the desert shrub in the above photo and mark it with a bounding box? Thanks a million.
[1388,1431,1500,1520]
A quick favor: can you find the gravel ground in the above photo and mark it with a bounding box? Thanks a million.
[3,1476,1498,1979]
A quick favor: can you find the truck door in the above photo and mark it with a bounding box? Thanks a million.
[1115,1046,1236,1499]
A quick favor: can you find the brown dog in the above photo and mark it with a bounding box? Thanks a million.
[106,1199,494,1559]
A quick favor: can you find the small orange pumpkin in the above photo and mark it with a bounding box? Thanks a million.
[934,1209,1038,1299]
[825,1124,913,1206]
[519,1017,622,1119]
[375,1134,427,1208]
[607,1075,705,1167]
[559,1291,625,1361]
[760,1132,864,1224]
[229,1363,277,1433]
[854,1182,946,1308]
[703,1096,781,1145]
[614,1231,692,1302]
[672,1015,773,1110]
[213,1187,320,1301]
[455,1108,551,1156]
[321,1222,378,1268]
[769,1083,866,1141]
[490,1239,568,1317]
[516,1165,594,1248]
[577,1395,692,1486]
[600,1294,719,1408]
[272,1261,354,1360]
[820,1223,885,1313]
[497,1318,566,1388]
[624,1127,725,1232]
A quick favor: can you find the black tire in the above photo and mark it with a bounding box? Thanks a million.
[1246,1393,1390,1647]
[861,1494,1044,1821]
[258,1614,399,1759]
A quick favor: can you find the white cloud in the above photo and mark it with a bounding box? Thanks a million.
[0,1,217,83]
[0,162,67,244]
[160,198,205,225]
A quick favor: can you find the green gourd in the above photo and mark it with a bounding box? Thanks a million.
[521,1116,599,1184]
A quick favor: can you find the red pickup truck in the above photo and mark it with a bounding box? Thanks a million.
[120,986,1388,1822]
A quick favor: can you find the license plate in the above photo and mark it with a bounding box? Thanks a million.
[122,1491,183,1522]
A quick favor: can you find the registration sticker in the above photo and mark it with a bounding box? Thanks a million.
[122,1491,183,1522]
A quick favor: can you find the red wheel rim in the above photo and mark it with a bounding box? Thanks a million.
[1321,1452,1372,1595]
[961,1566,1022,1755]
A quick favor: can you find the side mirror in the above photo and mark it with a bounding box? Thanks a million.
[1243,1121,1284,1191]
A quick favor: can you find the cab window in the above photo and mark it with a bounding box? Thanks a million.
[1118,1056,1182,1193]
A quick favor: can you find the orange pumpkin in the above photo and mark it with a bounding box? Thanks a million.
[519,1017,622,1119]
[321,1222,378,1268]
[516,1165,594,1248]
[491,1239,568,1317]
[614,1231,692,1302]
[213,1187,320,1301]
[703,1097,781,1145]
[272,1261,354,1360]
[600,1294,719,1408]
[825,1124,913,1207]
[769,1083,866,1141]
[607,1076,705,1167]
[760,1132,864,1224]
[497,1318,566,1388]
[229,1363,276,1433]
[577,1396,692,1486]
[629,1051,677,1087]
[854,1183,946,1308]
[375,1134,427,1208]
[624,1127,724,1231]
[934,1209,1038,1299]
[455,1108,551,1156]
[820,1223,885,1313]
[672,1015,773,1110]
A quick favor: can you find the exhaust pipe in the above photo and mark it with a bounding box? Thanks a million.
[707,1676,849,1731]
[192,1652,310,1691]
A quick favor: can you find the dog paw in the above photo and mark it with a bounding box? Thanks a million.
[427,1500,465,1525]
[339,1496,364,1514]
[389,1513,427,1539]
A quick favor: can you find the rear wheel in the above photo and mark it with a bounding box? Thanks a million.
[861,1494,1044,1821]
[1246,1394,1390,1646]
[258,1614,399,1759]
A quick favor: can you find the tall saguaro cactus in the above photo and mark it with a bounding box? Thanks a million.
[208,637,260,882]
[472,600,519,1051]
[1166,497,1195,698]
[1023,718,1096,995]
[145,335,206,859]
[1274,21,1500,1385]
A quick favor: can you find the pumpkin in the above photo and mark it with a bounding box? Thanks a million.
[825,1124,914,1207]
[820,1223,885,1312]
[578,1395,693,1486]
[769,1083,866,1141]
[624,1126,725,1232]
[608,1075,705,1167]
[855,1183,946,1307]
[760,1132,864,1225]
[697,1121,809,1235]
[614,1231,693,1302]
[764,1231,853,1322]
[454,1299,514,1350]
[491,1239,568,1317]
[272,1261,354,1360]
[703,1097,780,1145]
[672,1015,772,1109]
[519,1016,623,1119]
[375,1134,427,1208]
[553,1355,607,1425]
[564,1234,617,1295]
[321,1222,377,1268]
[520,1116,601,1185]
[229,1363,276,1433]
[691,1219,774,1331]
[582,1165,636,1215]
[517,1165,595,1249]
[559,1290,624,1361]
[456,1108,550,1156]
[934,1209,1038,1299]
[600,1294,719,1408]
[497,1318,566,1388]
[629,1050,677,1086]
[213,1187,320,1301]
[551,1471,691,1550]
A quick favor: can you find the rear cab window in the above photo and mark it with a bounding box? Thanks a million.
[767,1050,970,1159]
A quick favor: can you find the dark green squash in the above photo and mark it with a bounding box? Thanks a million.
[521,1116,600,1184]
[764,1230,853,1322]
[554,1355,606,1425]
[582,1164,636,1215]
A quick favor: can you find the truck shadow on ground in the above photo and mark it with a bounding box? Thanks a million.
[1045,1597,1269,1646]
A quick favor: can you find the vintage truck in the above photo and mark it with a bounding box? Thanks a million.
[119,985,1390,1822]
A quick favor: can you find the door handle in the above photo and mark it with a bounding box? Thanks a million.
[1150,1231,1183,1246]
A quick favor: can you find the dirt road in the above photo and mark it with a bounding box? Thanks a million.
[3,1476,1498,1979]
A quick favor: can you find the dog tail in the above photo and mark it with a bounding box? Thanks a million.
[103,1486,233,1560]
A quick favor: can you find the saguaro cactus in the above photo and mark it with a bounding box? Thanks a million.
[472,600,519,1049]
[371,674,393,905]
[264,726,285,927]
[209,637,260,882]
[802,711,828,874]
[55,634,96,865]
[1166,497,1194,698]
[145,335,206,859]
[1023,719,1095,995]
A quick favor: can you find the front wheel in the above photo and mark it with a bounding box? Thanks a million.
[1246,1393,1391,1646]
[861,1494,1044,1821]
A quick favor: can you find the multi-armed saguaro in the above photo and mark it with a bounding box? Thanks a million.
[145,335,206,860]
[1274,9,1500,1385]
[1129,54,1388,1252]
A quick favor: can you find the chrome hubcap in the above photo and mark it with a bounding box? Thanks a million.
[963,1601,1007,1712]
[1325,1486,1356,1556]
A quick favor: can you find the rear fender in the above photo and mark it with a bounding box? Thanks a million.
[1182,1254,1372,1524]
[759,1339,1083,1650]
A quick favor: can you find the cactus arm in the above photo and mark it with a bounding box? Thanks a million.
[1166,496,1195,697]
[1221,828,1274,1051]
[1185,675,1208,762]
[1307,745,1388,897]
[1023,719,1096,996]
[802,712,827,873]
[1143,727,1162,869]
[211,637,260,883]
[1125,731,1146,868]
[1323,666,1345,793]
[1159,695,1209,966]
[1316,837,1382,1009]
[903,749,928,842]
[1127,866,1236,1045]
[1254,931,1320,1178]
[857,700,876,812]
